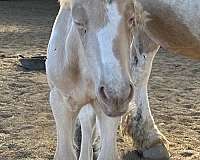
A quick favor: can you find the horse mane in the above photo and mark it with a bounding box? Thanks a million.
[134,1,150,29]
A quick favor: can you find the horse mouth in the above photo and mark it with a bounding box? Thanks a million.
[104,110,127,117]
[98,101,129,117]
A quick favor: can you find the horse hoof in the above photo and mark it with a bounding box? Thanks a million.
[142,143,170,160]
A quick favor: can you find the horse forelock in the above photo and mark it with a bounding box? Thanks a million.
[58,0,150,32]
[59,0,113,7]
[59,0,71,7]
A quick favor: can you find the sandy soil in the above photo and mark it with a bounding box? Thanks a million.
[0,0,200,160]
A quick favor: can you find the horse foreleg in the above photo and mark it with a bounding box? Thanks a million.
[132,85,170,159]
[78,104,96,160]
[50,89,78,160]
[95,107,120,160]
[129,47,170,159]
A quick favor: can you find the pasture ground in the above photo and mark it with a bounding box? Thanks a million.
[0,0,200,159]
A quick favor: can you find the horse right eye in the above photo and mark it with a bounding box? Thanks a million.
[128,16,135,28]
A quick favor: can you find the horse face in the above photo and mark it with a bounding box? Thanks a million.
[69,0,136,117]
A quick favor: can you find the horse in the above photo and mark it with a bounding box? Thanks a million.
[76,2,170,160]
[46,0,138,159]
[46,0,200,159]
[126,1,200,159]
[74,0,200,160]
[138,0,200,59]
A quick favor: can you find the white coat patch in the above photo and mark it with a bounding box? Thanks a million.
[97,3,123,83]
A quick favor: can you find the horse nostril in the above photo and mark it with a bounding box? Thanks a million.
[99,86,109,102]
[127,83,134,102]
[98,83,134,105]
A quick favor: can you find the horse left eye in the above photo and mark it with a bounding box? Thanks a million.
[74,21,87,34]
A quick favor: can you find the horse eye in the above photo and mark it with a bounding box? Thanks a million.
[128,16,135,27]
[74,20,87,34]
[74,20,84,27]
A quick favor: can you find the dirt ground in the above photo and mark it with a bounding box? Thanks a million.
[0,0,200,160]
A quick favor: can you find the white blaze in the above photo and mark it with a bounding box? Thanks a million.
[97,2,122,82]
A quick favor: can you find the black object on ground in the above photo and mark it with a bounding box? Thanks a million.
[18,55,46,71]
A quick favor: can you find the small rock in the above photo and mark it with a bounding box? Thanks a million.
[0,113,13,118]
[0,129,10,134]
[20,125,34,130]
[8,143,17,149]
[180,150,194,157]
